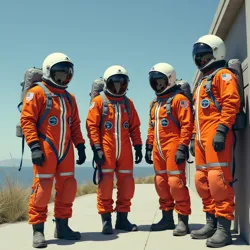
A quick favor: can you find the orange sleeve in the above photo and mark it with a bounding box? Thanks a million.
[86,96,102,146]
[216,69,241,129]
[70,94,85,146]
[20,87,44,145]
[175,95,194,146]
[146,101,154,146]
[128,99,142,146]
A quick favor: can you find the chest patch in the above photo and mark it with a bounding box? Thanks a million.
[48,116,58,126]
[200,99,210,109]
[161,118,169,127]
[104,121,113,130]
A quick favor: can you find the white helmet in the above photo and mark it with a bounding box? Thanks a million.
[149,63,176,95]
[42,52,74,88]
[192,34,226,71]
[103,65,129,97]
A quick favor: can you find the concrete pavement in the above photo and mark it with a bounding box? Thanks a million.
[0,184,248,250]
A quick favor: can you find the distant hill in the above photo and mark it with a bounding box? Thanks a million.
[0,158,32,167]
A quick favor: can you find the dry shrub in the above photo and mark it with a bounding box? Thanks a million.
[0,174,30,224]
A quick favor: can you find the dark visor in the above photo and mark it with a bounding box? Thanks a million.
[192,43,214,68]
[50,61,74,86]
[149,71,169,94]
[106,74,129,96]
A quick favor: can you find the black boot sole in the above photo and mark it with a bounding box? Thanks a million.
[191,229,216,239]
[173,228,190,236]
[33,242,47,248]
[206,239,233,248]
[102,230,114,235]
[151,224,175,231]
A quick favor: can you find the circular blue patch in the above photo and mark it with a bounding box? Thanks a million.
[161,118,169,127]
[104,121,113,130]
[201,99,210,109]
[48,116,58,126]
[150,120,155,128]
[68,117,72,126]
[123,121,129,129]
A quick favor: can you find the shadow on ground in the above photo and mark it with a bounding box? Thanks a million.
[46,232,119,246]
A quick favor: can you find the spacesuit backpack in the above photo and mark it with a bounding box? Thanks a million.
[16,68,43,138]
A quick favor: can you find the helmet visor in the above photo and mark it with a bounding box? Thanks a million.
[106,74,129,96]
[149,71,169,94]
[50,61,74,86]
[192,43,214,68]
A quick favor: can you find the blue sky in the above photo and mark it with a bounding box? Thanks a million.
[0,0,219,162]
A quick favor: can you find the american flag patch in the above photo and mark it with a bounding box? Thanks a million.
[221,73,232,81]
[180,100,189,108]
[26,92,34,102]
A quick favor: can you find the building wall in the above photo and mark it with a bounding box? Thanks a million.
[186,0,250,244]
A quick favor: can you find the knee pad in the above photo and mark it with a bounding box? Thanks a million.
[168,176,188,201]
[98,173,114,200]
[195,171,210,199]
[61,177,77,204]
[154,174,169,200]
[117,174,135,200]
[32,179,53,207]
[208,170,228,202]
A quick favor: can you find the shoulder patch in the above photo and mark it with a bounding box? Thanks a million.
[221,73,232,81]
[89,102,96,110]
[26,92,34,102]
[180,100,189,108]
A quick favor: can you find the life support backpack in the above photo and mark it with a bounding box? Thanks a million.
[16,67,74,171]
[203,59,247,131]
[89,78,132,185]
[149,81,193,129]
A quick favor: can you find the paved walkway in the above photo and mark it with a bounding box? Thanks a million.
[0,184,248,249]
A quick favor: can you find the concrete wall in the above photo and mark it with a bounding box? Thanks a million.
[186,0,250,244]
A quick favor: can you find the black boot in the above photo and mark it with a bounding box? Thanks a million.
[101,212,113,234]
[191,212,217,239]
[54,218,81,240]
[206,217,232,248]
[32,223,47,248]
[173,214,190,236]
[115,212,137,231]
[151,210,175,231]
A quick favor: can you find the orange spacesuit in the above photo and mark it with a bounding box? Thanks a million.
[20,53,86,248]
[86,65,142,234]
[145,62,193,236]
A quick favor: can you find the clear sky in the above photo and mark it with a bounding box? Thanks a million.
[0,0,219,161]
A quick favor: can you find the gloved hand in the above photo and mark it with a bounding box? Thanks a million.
[190,134,195,157]
[76,143,86,165]
[29,141,45,167]
[175,144,188,165]
[134,145,143,164]
[212,124,229,152]
[92,144,105,166]
[145,144,153,164]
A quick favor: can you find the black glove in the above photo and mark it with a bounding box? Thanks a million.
[190,134,195,157]
[92,144,105,166]
[212,124,229,152]
[145,144,153,164]
[134,145,143,164]
[76,143,86,165]
[175,144,188,165]
[29,141,45,167]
